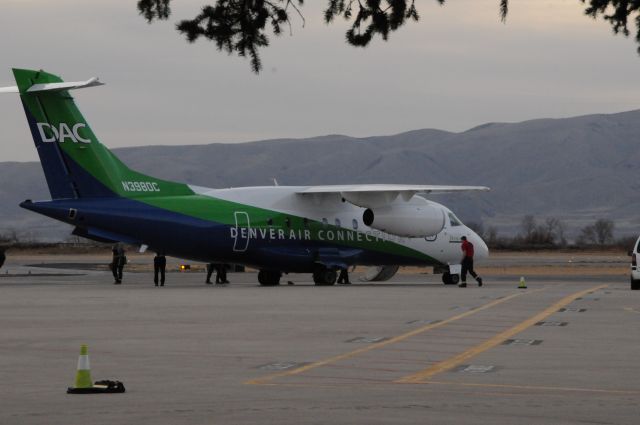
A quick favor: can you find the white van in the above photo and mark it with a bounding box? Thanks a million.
[629,236,640,290]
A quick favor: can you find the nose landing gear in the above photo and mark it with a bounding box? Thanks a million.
[442,272,460,285]
[258,270,282,286]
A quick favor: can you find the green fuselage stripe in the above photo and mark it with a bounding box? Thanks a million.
[137,194,436,262]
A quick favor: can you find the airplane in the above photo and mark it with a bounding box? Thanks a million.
[1,68,489,286]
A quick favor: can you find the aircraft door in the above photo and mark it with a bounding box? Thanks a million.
[233,211,250,252]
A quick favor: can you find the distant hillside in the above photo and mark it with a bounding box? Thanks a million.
[2,110,640,241]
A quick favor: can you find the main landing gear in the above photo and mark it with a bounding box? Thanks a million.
[257,266,338,286]
[312,266,337,286]
[258,270,282,286]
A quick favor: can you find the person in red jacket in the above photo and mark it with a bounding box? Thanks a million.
[459,236,483,288]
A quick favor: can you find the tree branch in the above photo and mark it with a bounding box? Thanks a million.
[136,0,640,73]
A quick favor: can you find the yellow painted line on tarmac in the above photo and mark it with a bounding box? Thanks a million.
[246,290,532,385]
[623,307,640,314]
[396,284,608,384]
[423,380,640,395]
[241,380,640,396]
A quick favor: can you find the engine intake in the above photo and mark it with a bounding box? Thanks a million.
[362,202,445,237]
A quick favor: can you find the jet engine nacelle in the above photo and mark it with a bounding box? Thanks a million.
[362,202,445,237]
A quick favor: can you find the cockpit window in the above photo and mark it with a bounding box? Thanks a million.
[448,212,462,227]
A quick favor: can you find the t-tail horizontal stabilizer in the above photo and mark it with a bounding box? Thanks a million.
[0,77,103,94]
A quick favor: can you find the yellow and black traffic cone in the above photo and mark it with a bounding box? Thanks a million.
[67,344,94,393]
[67,344,125,394]
[74,344,93,388]
[518,276,527,289]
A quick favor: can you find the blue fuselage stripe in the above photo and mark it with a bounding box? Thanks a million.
[21,197,436,272]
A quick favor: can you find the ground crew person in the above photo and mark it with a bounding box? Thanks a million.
[337,268,350,284]
[459,236,482,287]
[154,253,166,286]
[206,263,230,284]
[217,264,230,284]
[0,249,6,270]
[205,263,216,284]
[111,244,126,284]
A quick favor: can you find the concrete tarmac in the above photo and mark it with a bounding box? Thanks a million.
[0,260,638,424]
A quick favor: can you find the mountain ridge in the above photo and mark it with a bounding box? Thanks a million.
[2,109,640,241]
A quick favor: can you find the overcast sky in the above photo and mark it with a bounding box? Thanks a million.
[1,0,639,162]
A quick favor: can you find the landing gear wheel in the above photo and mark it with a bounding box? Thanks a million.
[442,272,460,285]
[631,278,640,290]
[313,268,337,286]
[258,270,281,286]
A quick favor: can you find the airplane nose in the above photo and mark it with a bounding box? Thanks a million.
[476,236,489,260]
[468,229,489,260]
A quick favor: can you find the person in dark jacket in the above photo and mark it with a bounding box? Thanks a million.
[111,244,126,284]
[154,253,166,286]
[0,249,6,270]
[459,236,482,288]
[205,263,216,284]
[206,263,230,284]
[217,264,230,284]
[337,268,350,284]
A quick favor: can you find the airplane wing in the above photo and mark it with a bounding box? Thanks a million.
[295,184,489,208]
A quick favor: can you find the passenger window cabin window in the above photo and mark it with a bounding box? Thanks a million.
[335,218,341,227]
[285,217,291,228]
[352,219,358,230]
[267,218,273,226]
[322,218,328,226]
[303,218,309,228]
[448,212,461,227]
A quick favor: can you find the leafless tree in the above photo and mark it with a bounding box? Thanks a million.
[577,218,614,246]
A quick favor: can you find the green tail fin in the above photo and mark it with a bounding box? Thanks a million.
[13,68,193,199]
